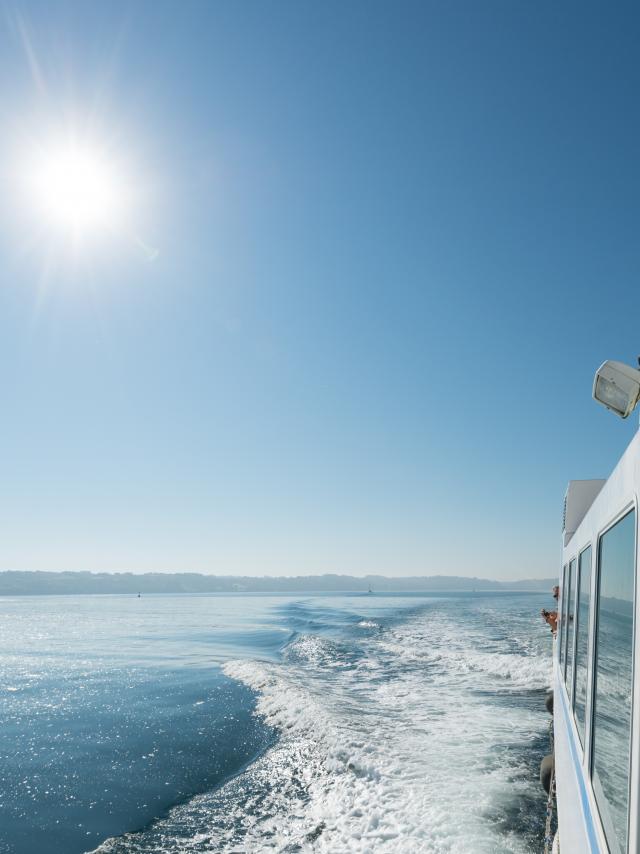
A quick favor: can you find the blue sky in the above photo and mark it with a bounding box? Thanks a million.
[0,1,638,579]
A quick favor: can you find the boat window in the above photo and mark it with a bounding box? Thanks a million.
[573,545,592,747]
[559,564,568,664]
[560,562,572,672]
[592,509,636,854]
[564,558,577,692]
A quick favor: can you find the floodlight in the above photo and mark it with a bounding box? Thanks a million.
[592,360,640,418]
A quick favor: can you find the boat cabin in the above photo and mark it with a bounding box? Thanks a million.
[556,430,640,853]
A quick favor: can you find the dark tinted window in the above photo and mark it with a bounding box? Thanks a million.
[573,546,592,746]
[565,559,576,690]
[592,510,635,854]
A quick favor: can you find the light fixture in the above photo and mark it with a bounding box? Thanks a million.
[592,360,640,418]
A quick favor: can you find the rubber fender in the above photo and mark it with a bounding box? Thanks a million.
[545,692,554,715]
[540,754,554,794]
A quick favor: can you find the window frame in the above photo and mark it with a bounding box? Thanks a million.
[561,560,574,676]
[564,557,577,688]
[589,504,637,854]
[572,542,593,750]
[559,563,568,665]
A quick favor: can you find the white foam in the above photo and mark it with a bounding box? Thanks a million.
[95,599,552,853]
[218,608,550,852]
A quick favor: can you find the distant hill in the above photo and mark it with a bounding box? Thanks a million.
[0,570,556,596]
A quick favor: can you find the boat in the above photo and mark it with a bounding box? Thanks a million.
[551,358,640,854]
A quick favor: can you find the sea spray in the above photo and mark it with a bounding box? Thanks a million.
[94,594,552,853]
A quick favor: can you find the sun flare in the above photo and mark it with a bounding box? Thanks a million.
[28,140,123,233]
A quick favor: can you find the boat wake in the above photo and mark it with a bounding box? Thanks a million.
[94,596,552,854]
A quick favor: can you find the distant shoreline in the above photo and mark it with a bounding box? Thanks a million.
[0,570,556,597]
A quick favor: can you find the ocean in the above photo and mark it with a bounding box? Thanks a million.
[0,591,553,854]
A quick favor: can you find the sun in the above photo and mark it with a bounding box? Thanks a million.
[10,120,154,263]
[28,139,123,233]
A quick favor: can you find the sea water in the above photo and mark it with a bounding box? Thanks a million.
[0,592,553,853]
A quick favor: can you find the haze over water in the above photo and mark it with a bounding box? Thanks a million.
[1,592,552,853]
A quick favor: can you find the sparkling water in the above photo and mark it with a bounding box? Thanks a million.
[0,592,553,853]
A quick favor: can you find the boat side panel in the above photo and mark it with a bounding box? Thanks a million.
[554,666,599,853]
